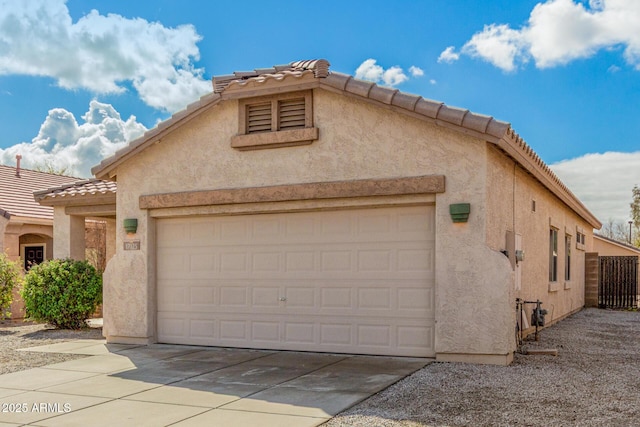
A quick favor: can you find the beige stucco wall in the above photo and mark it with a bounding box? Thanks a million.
[104,88,526,362]
[485,145,592,330]
[593,236,640,257]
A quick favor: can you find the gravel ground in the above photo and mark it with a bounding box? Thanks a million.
[325,308,640,427]
[0,320,103,375]
[1,310,638,426]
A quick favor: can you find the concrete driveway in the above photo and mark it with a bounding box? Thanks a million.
[0,340,430,426]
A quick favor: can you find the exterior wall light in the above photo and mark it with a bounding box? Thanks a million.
[449,203,470,223]
[123,218,138,234]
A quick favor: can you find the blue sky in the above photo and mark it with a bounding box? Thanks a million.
[0,0,639,224]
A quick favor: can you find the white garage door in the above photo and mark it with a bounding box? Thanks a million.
[156,205,435,357]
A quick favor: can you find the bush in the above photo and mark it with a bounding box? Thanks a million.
[22,259,102,329]
[0,253,21,319]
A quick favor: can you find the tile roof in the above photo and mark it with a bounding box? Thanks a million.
[0,164,78,221]
[33,179,117,204]
[212,59,330,93]
[90,59,601,229]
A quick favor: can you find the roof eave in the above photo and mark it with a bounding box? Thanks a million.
[495,132,602,229]
[36,194,117,208]
[6,215,53,226]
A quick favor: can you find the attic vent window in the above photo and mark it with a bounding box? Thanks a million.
[232,90,319,150]
[278,98,306,130]
[247,102,272,133]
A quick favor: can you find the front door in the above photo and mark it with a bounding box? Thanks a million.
[24,245,44,271]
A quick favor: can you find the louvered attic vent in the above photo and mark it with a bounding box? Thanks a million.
[246,97,307,134]
[240,92,313,135]
[278,98,306,130]
[233,90,318,150]
[247,102,272,133]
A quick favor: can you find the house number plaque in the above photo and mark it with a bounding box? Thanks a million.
[124,240,141,251]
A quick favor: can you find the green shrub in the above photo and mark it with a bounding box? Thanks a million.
[22,259,102,329]
[0,253,21,319]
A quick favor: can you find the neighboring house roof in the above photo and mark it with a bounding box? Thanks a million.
[91,59,601,229]
[0,164,78,221]
[593,234,640,254]
[34,179,117,205]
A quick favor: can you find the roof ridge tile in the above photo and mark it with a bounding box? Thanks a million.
[391,92,421,111]
[369,85,398,104]
[345,78,375,98]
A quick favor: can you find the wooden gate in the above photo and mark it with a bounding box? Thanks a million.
[599,256,638,309]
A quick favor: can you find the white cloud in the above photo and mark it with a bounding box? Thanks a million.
[355,59,384,82]
[0,101,146,178]
[382,66,409,86]
[438,46,461,63]
[0,0,211,112]
[550,151,640,225]
[355,59,409,87]
[462,24,528,72]
[409,66,425,77]
[446,0,640,71]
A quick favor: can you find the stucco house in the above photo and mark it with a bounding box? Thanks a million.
[0,161,82,317]
[42,59,601,364]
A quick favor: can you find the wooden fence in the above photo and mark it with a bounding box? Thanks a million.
[598,256,638,309]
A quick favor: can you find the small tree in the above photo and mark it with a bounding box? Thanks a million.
[32,160,69,176]
[630,185,640,246]
[0,253,21,319]
[597,218,629,243]
[21,259,102,329]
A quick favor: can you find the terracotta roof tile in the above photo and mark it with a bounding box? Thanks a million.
[344,78,374,97]
[437,105,468,126]
[323,72,350,91]
[33,179,117,203]
[368,85,398,105]
[391,92,421,111]
[0,164,79,220]
[414,98,444,118]
[462,113,493,134]
[212,59,331,94]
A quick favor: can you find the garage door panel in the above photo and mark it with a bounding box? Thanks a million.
[159,280,433,317]
[157,205,435,357]
[219,285,249,307]
[219,252,247,272]
[157,311,435,356]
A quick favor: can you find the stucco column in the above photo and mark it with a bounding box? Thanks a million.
[2,228,23,318]
[103,204,154,344]
[3,232,20,262]
[0,216,8,256]
[105,218,116,263]
[52,206,85,260]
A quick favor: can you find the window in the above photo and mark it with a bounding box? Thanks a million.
[549,228,558,282]
[565,234,571,281]
[576,229,586,251]
[231,90,319,150]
